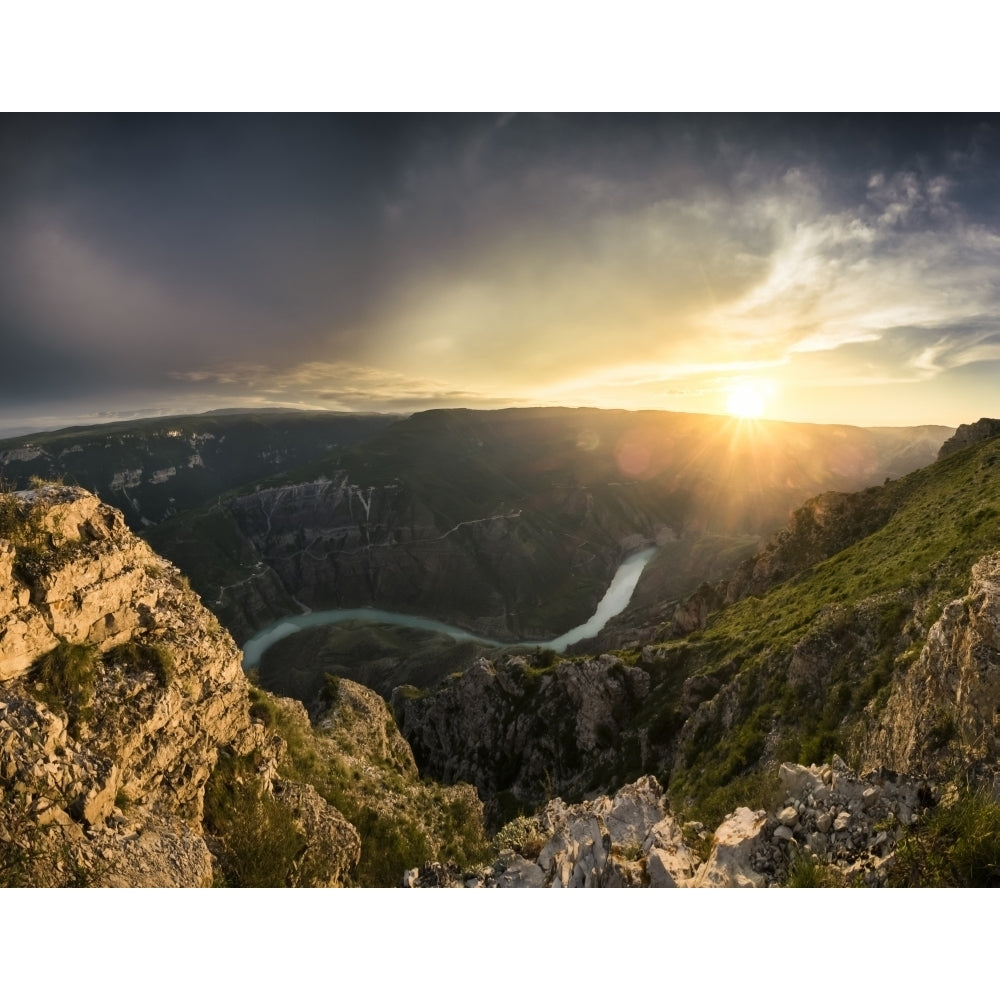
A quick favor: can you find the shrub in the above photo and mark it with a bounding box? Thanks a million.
[0,790,40,887]
[33,641,97,731]
[350,807,429,887]
[320,672,341,705]
[105,640,175,687]
[535,647,557,669]
[0,488,51,578]
[0,488,22,539]
[203,753,305,887]
[247,686,277,729]
[889,788,1000,887]
[432,795,491,870]
[783,850,845,888]
[491,813,547,857]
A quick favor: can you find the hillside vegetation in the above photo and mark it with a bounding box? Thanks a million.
[654,431,1000,825]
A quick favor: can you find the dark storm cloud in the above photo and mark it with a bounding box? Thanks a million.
[0,115,422,387]
[3,114,1000,427]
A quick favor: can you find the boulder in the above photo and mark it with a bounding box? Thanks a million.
[691,807,768,887]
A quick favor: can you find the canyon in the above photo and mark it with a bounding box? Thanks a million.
[3,410,1000,887]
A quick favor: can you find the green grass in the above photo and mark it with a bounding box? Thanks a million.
[105,640,175,687]
[0,487,54,579]
[783,851,847,888]
[889,786,1000,887]
[700,441,1000,660]
[254,687,490,887]
[203,752,306,888]
[32,641,97,733]
[638,434,1000,820]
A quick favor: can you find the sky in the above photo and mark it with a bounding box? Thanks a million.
[3,113,1000,435]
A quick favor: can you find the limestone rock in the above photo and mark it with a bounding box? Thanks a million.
[937,417,1000,459]
[274,780,361,887]
[450,763,938,888]
[492,855,546,888]
[0,487,354,887]
[691,807,768,888]
[482,775,696,888]
[859,551,1000,775]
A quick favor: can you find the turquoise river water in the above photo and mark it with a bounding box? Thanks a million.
[242,546,656,669]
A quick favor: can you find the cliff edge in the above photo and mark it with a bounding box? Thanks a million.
[0,485,359,886]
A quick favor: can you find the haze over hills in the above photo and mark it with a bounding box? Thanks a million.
[0,406,952,701]
[0,410,397,530]
[2,407,948,650]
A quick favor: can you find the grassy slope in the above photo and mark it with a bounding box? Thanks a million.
[251,685,490,886]
[633,435,1000,827]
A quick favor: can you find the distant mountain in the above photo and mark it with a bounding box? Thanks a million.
[0,410,398,529]
[142,407,951,644]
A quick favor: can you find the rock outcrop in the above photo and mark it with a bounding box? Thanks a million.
[938,417,1000,459]
[688,757,933,888]
[860,552,1000,776]
[413,759,937,888]
[488,776,697,888]
[0,486,359,886]
[392,652,650,822]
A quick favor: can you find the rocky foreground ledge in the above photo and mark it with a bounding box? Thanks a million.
[0,486,360,886]
[407,756,936,888]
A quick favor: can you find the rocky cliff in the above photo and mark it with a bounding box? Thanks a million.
[0,411,396,531]
[156,470,664,645]
[858,551,1000,777]
[391,428,1000,882]
[937,417,1000,459]
[5,414,999,887]
[392,651,650,824]
[146,407,952,648]
[0,486,361,886]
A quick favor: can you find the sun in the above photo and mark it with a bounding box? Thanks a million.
[726,383,767,419]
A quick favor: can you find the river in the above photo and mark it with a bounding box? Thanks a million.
[242,546,656,669]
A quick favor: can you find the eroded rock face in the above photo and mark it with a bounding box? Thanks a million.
[860,552,1000,776]
[436,776,697,889]
[273,780,361,887]
[938,417,1000,459]
[691,807,768,887]
[220,474,630,644]
[392,653,650,822]
[0,486,359,886]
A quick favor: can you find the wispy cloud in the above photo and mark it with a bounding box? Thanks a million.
[171,361,532,412]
